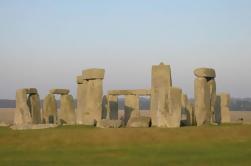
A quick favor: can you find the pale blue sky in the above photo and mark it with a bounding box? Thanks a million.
[0,0,251,99]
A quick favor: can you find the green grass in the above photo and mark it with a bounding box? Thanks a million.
[0,124,251,166]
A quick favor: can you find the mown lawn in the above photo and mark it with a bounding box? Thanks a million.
[0,124,251,166]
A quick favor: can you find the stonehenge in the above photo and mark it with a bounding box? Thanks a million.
[43,89,75,124]
[14,63,233,129]
[14,88,41,125]
[150,62,172,126]
[215,93,231,123]
[194,68,216,126]
[76,68,105,125]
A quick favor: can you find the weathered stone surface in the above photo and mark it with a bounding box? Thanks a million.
[124,95,140,125]
[151,62,172,126]
[96,119,123,128]
[27,94,41,124]
[82,68,105,80]
[43,94,57,124]
[187,102,195,125]
[77,79,103,125]
[76,80,87,124]
[58,94,76,124]
[108,95,118,120]
[49,89,70,95]
[194,77,210,126]
[208,79,216,123]
[14,89,32,125]
[155,87,182,128]
[10,124,58,130]
[102,95,118,120]
[127,117,151,128]
[25,88,38,94]
[181,94,190,126]
[108,89,151,96]
[76,75,84,84]
[194,68,216,78]
[220,93,231,123]
[215,95,221,124]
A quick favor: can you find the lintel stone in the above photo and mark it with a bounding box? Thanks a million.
[82,68,105,80]
[194,68,216,78]
[108,89,151,96]
[49,89,70,95]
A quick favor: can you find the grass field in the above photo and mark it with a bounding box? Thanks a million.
[0,125,251,166]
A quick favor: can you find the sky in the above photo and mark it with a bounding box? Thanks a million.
[0,0,251,99]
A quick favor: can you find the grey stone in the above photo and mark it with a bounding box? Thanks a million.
[124,95,140,125]
[102,95,118,120]
[82,68,105,80]
[194,77,210,126]
[96,119,123,128]
[43,94,57,124]
[14,89,32,125]
[108,89,151,96]
[58,94,76,124]
[150,62,172,126]
[49,89,70,95]
[220,93,231,123]
[76,75,84,84]
[10,124,58,130]
[127,117,151,128]
[27,94,41,124]
[77,79,103,125]
[194,68,216,78]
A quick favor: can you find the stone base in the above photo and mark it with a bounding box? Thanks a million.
[127,117,151,128]
[96,119,123,128]
[10,124,58,130]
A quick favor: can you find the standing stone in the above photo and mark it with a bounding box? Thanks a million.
[14,89,32,125]
[124,95,140,125]
[58,94,76,124]
[108,95,118,120]
[76,80,88,124]
[43,94,57,124]
[187,102,195,125]
[102,95,109,119]
[150,62,172,126]
[76,68,105,125]
[155,87,182,128]
[27,94,41,124]
[194,77,210,126]
[208,79,216,122]
[181,94,190,126]
[215,95,221,124]
[220,93,231,123]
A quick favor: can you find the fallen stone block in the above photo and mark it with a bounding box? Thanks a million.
[96,119,123,128]
[127,117,151,128]
[10,124,58,130]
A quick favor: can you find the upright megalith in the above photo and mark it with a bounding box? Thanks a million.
[124,95,140,125]
[27,94,41,124]
[76,68,105,125]
[181,93,192,126]
[14,88,41,125]
[150,62,172,126]
[156,87,182,128]
[59,94,76,124]
[194,68,216,126]
[43,89,75,125]
[43,94,57,124]
[102,95,118,120]
[216,93,231,123]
